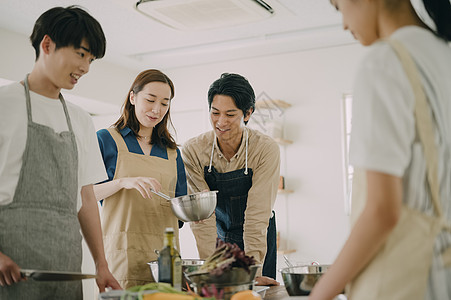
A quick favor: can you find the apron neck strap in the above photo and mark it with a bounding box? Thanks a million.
[208,127,249,174]
[244,127,249,175]
[208,134,215,173]
[24,74,32,124]
[23,74,74,133]
[388,39,443,218]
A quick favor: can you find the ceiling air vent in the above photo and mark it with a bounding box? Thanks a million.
[135,0,274,30]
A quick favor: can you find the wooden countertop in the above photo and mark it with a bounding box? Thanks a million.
[263,285,308,300]
[262,286,346,300]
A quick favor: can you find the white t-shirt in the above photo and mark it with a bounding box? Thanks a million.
[349,26,451,298]
[0,82,107,211]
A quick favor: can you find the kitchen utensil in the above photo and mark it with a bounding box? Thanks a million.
[151,190,218,222]
[279,264,330,296]
[283,255,294,267]
[254,286,269,298]
[147,259,204,287]
[20,269,97,281]
[151,190,171,201]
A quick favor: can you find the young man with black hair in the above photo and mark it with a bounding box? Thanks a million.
[183,73,280,286]
[0,6,120,298]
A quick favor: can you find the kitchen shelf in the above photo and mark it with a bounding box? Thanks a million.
[278,189,294,194]
[255,99,292,110]
[274,138,293,145]
[277,249,296,255]
[256,98,296,255]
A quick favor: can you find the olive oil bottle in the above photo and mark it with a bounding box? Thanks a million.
[158,227,182,290]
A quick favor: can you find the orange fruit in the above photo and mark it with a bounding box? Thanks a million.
[230,290,262,300]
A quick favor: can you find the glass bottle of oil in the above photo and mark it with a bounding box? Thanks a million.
[158,227,182,290]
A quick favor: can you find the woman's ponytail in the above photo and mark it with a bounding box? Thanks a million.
[423,0,451,41]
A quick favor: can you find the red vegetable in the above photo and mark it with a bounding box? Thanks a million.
[198,239,256,277]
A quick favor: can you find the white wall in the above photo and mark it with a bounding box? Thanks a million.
[1,26,367,296]
[163,43,368,279]
[0,27,137,108]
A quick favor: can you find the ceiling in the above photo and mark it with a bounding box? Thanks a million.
[0,0,356,71]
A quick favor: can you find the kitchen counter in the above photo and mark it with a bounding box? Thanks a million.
[263,285,347,300]
[263,285,307,299]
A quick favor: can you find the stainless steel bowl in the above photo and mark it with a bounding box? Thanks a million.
[170,191,217,222]
[147,259,204,288]
[279,264,330,296]
[199,282,254,300]
[186,265,261,300]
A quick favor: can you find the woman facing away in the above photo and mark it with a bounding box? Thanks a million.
[94,69,187,289]
[310,0,451,299]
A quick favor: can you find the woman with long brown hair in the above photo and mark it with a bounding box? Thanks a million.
[94,69,187,289]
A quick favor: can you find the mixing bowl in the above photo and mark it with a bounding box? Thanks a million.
[147,259,204,288]
[279,264,330,296]
[185,265,261,299]
[170,191,217,222]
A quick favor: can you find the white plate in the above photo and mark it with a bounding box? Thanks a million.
[98,289,157,300]
[254,286,270,297]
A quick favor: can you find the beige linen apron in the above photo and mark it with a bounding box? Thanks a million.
[101,128,180,289]
[347,40,451,300]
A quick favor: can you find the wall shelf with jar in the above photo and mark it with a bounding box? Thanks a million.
[252,98,296,274]
[252,99,293,145]
[274,138,293,145]
[278,189,294,194]
[277,249,296,255]
[255,99,292,110]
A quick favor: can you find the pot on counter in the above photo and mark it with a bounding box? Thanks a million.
[147,259,204,289]
[279,264,330,296]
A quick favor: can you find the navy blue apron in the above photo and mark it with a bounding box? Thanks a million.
[203,129,277,279]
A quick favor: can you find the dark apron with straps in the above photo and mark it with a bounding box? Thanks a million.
[0,75,82,299]
[204,157,277,278]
